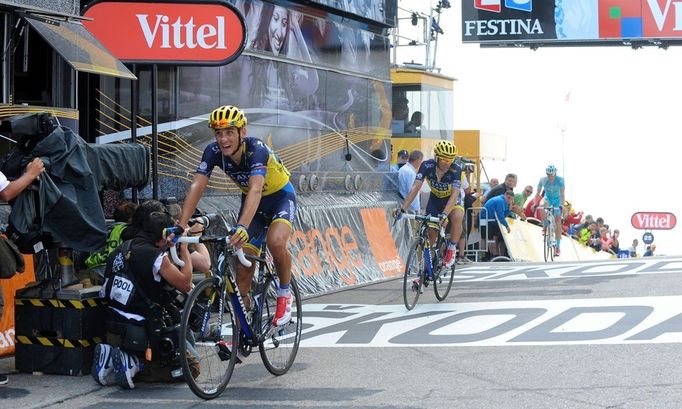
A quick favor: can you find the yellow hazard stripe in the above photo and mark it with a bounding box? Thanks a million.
[15,298,102,309]
[16,335,103,348]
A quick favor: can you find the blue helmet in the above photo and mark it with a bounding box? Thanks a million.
[546,164,557,175]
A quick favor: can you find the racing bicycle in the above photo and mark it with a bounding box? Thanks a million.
[540,206,558,262]
[170,222,302,400]
[399,213,455,310]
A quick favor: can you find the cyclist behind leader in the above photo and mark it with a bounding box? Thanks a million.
[396,140,465,268]
[178,105,296,327]
[531,164,566,256]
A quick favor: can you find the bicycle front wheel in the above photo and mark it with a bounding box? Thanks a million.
[258,276,302,376]
[543,224,554,262]
[403,240,425,310]
[433,238,455,301]
[179,277,239,400]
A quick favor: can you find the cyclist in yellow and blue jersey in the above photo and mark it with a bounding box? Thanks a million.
[397,140,465,268]
[179,105,296,327]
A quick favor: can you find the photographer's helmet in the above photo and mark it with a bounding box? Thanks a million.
[434,140,457,161]
[209,105,247,129]
[546,164,557,175]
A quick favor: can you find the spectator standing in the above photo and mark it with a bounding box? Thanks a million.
[483,173,517,203]
[0,157,45,386]
[391,149,409,172]
[562,200,584,235]
[610,229,621,254]
[481,189,514,258]
[514,185,533,208]
[398,150,423,212]
[404,111,422,133]
[627,239,639,257]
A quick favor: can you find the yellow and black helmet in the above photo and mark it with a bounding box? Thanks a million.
[434,140,457,160]
[209,105,247,129]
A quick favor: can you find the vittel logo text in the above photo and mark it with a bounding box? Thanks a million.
[647,0,682,31]
[631,212,677,230]
[82,1,245,64]
[136,14,227,50]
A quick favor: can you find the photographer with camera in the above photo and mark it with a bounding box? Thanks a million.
[93,207,196,389]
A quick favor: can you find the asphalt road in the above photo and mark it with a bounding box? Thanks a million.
[3,255,682,408]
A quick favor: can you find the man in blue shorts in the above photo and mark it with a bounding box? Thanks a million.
[397,140,465,267]
[532,164,565,256]
[179,105,296,326]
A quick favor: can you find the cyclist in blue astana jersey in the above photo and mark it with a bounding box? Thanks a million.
[179,105,296,327]
[532,164,566,256]
[397,140,465,268]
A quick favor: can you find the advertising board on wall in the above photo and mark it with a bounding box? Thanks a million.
[462,0,682,45]
[82,0,246,65]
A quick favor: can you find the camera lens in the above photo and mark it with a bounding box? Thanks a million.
[158,337,174,354]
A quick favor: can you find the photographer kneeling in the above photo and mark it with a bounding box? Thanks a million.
[93,210,196,389]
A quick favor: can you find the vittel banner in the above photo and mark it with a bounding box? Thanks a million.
[82,0,246,65]
[462,0,682,44]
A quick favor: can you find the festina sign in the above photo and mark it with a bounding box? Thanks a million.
[461,0,556,43]
[82,0,246,65]
[631,212,677,230]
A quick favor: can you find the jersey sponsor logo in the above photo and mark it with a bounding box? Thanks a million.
[302,295,682,347]
[199,161,208,171]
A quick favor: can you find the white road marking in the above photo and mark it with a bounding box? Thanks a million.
[301,295,682,347]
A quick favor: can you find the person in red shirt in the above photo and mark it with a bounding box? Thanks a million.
[562,200,583,234]
[524,190,544,220]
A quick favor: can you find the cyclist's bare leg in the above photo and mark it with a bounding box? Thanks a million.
[236,246,258,310]
[267,221,292,286]
[448,207,464,250]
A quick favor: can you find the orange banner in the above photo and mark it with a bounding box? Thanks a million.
[360,208,404,277]
[0,255,35,356]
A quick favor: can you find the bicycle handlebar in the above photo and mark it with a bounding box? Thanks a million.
[170,235,252,268]
[401,213,442,223]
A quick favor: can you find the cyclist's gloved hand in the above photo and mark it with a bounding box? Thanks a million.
[438,213,449,226]
[229,224,249,246]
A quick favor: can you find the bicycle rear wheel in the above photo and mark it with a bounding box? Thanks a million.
[433,237,454,301]
[403,240,425,310]
[179,277,239,400]
[258,276,302,375]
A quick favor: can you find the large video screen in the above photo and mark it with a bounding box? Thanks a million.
[462,0,682,44]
